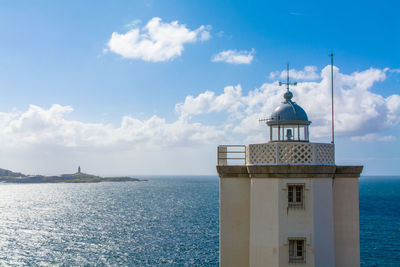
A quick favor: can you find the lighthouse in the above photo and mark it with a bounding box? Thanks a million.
[217,67,363,267]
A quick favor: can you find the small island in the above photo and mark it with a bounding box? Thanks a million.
[0,167,145,184]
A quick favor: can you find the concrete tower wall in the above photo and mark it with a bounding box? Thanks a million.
[278,179,315,267]
[220,175,250,267]
[312,179,335,267]
[333,177,360,267]
[217,165,362,267]
[249,178,280,267]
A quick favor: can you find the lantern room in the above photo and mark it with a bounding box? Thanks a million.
[266,64,311,142]
[267,90,311,142]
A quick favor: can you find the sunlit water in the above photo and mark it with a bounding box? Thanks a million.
[0,176,399,266]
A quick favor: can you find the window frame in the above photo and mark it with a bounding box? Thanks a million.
[288,238,306,264]
[287,184,305,209]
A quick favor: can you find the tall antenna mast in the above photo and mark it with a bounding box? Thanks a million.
[330,53,335,144]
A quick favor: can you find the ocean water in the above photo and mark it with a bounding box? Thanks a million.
[359,176,400,266]
[0,175,399,266]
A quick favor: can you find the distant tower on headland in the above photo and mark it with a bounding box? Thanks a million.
[217,64,363,267]
[78,166,81,173]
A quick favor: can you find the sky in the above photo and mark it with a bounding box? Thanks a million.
[0,0,399,176]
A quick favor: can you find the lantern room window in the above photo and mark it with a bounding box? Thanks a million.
[269,124,309,142]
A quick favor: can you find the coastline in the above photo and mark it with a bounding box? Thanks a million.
[0,168,145,183]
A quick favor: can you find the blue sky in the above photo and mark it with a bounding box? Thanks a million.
[0,0,399,175]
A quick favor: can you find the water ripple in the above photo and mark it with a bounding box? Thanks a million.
[0,177,219,266]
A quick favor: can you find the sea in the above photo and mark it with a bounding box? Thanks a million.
[0,175,399,266]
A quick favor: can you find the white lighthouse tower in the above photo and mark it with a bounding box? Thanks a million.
[217,67,363,267]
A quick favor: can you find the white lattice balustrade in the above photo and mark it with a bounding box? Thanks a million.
[246,142,335,165]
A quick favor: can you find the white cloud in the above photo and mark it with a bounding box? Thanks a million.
[389,68,400,73]
[351,133,396,142]
[269,65,319,80]
[124,19,142,29]
[1,65,399,175]
[176,85,243,118]
[386,95,400,124]
[0,104,224,150]
[2,66,398,153]
[176,65,400,142]
[0,105,226,175]
[212,49,254,64]
[107,17,211,62]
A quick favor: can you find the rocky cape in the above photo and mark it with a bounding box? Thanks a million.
[0,168,145,184]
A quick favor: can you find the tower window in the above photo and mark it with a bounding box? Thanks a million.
[287,184,304,208]
[289,239,306,264]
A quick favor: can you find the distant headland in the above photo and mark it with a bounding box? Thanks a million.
[0,167,145,184]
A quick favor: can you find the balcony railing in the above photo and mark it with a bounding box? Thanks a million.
[217,145,246,166]
[217,142,335,166]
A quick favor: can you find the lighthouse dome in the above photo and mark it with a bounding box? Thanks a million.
[267,90,311,126]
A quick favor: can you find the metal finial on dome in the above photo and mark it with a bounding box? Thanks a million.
[278,63,297,102]
[284,90,293,101]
